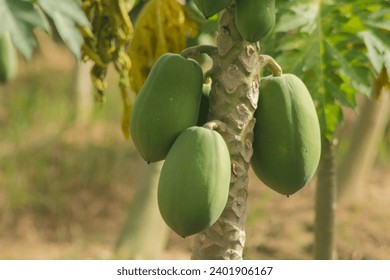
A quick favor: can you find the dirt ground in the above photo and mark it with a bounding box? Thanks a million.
[0,139,389,260]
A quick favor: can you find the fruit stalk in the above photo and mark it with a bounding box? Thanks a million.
[191,5,260,260]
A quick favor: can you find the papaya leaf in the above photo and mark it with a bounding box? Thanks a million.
[359,30,390,76]
[268,0,390,141]
[317,101,343,143]
[274,3,318,34]
[38,0,90,60]
[365,19,390,31]
[274,34,306,52]
[0,0,49,59]
[324,40,370,96]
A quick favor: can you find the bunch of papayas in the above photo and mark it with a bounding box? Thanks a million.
[251,74,321,196]
[0,32,17,84]
[130,0,319,239]
[130,53,231,237]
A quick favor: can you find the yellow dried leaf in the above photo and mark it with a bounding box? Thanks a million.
[128,0,199,93]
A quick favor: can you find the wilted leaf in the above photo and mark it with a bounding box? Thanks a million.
[128,0,199,93]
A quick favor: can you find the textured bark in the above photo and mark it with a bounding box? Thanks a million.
[337,88,390,203]
[191,5,261,260]
[114,160,169,259]
[314,138,337,260]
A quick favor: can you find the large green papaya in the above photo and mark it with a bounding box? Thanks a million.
[235,0,275,43]
[130,53,203,163]
[158,126,231,237]
[193,0,231,18]
[0,32,17,84]
[251,74,321,196]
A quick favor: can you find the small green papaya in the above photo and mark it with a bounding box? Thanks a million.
[158,126,231,238]
[235,0,275,42]
[251,74,321,196]
[0,32,17,84]
[193,0,231,18]
[130,53,203,163]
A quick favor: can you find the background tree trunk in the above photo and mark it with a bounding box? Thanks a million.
[75,61,94,125]
[114,160,169,259]
[314,137,337,260]
[191,5,260,260]
[337,89,390,204]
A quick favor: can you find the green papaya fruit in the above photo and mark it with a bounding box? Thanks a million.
[193,0,231,18]
[158,126,231,237]
[235,0,275,42]
[0,32,17,84]
[196,83,210,126]
[251,74,321,196]
[130,53,203,163]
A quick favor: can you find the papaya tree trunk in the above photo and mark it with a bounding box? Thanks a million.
[314,137,337,260]
[114,160,169,259]
[337,88,390,204]
[191,5,261,260]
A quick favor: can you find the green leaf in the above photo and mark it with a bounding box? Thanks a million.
[0,0,49,59]
[275,3,318,34]
[359,30,387,75]
[365,19,390,31]
[38,0,90,59]
[274,34,306,52]
[269,0,390,141]
[325,78,355,109]
[324,40,370,95]
[341,16,365,34]
[317,102,343,142]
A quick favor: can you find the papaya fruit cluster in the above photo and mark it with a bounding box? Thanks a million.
[130,53,231,237]
[193,0,275,42]
[0,32,17,84]
[131,3,321,237]
[192,2,321,195]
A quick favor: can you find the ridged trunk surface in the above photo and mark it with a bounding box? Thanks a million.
[191,5,260,260]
